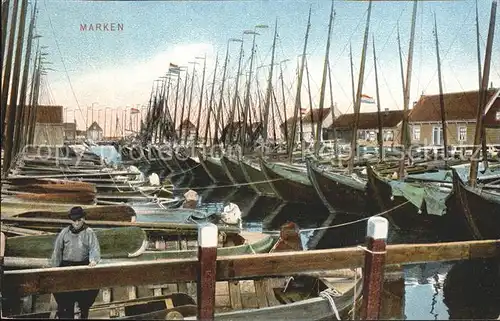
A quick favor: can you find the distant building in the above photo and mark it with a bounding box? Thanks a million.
[327,110,405,146]
[177,119,197,143]
[33,105,65,146]
[86,121,103,141]
[408,89,500,146]
[280,108,333,143]
[63,122,77,141]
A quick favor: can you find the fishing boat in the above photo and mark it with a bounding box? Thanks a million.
[3,226,148,260]
[220,155,249,187]
[444,170,500,240]
[239,157,276,197]
[259,158,323,205]
[306,159,370,214]
[365,165,449,232]
[204,156,232,184]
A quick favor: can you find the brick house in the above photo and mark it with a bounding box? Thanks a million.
[408,89,500,146]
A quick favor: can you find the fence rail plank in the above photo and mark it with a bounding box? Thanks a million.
[3,239,499,297]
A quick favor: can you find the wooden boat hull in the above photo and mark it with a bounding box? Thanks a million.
[132,231,276,260]
[307,160,369,214]
[205,157,232,184]
[5,191,96,205]
[5,293,195,319]
[2,201,136,221]
[240,159,276,197]
[4,227,147,259]
[366,166,445,232]
[259,159,322,204]
[221,156,248,185]
[444,170,500,240]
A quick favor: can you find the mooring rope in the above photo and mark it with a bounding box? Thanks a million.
[297,200,411,233]
[319,288,342,320]
[259,200,412,236]
[171,177,284,191]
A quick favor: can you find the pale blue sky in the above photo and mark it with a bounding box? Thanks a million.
[27,0,500,132]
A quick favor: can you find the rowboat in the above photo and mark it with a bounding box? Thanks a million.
[3,227,148,259]
[5,292,196,319]
[0,200,136,221]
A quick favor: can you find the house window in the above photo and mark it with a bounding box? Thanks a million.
[432,126,443,145]
[496,111,500,121]
[412,126,421,141]
[458,126,467,142]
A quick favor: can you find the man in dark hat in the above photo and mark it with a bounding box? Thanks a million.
[50,206,101,319]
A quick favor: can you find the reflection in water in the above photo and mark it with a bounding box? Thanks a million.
[443,259,500,319]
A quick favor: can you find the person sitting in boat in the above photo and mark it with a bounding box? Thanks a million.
[50,206,101,319]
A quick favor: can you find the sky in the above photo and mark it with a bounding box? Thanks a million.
[21,0,500,133]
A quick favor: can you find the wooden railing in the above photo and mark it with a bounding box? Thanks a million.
[2,217,499,320]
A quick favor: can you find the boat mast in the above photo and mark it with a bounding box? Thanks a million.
[204,54,219,146]
[1,0,20,148]
[215,39,238,144]
[194,55,207,146]
[3,0,28,177]
[183,63,197,145]
[16,3,36,156]
[305,59,315,146]
[314,0,335,157]
[372,35,383,161]
[327,60,338,163]
[1,0,10,66]
[262,19,278,154]
[398,0,418,179]
[172,72,181,139]
[279,61,288,154]
[27,55,42,145]
[434,14,448,163]
[287,7,312,163]
[469,0,496,187]
[477,0,489,172]
[178,70,189,143]
[348,0,372,174]
[227,39,244,147]
[241,28,261,156]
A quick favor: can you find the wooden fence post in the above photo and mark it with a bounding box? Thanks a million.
[197,223,218,321]
[361,216,388,320]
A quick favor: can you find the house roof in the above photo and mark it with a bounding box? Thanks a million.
[329,110,405,130]
[409,89,500,126]
[302,108,332,124]
[87,121,103,132]
[177,119,197,131]
[280,108,333,128]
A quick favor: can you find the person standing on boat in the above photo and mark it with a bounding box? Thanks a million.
[50,206,101,319]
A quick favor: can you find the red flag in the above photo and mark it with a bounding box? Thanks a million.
[130,108,140,114]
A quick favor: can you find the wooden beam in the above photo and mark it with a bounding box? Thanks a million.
[3,239,499,297]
